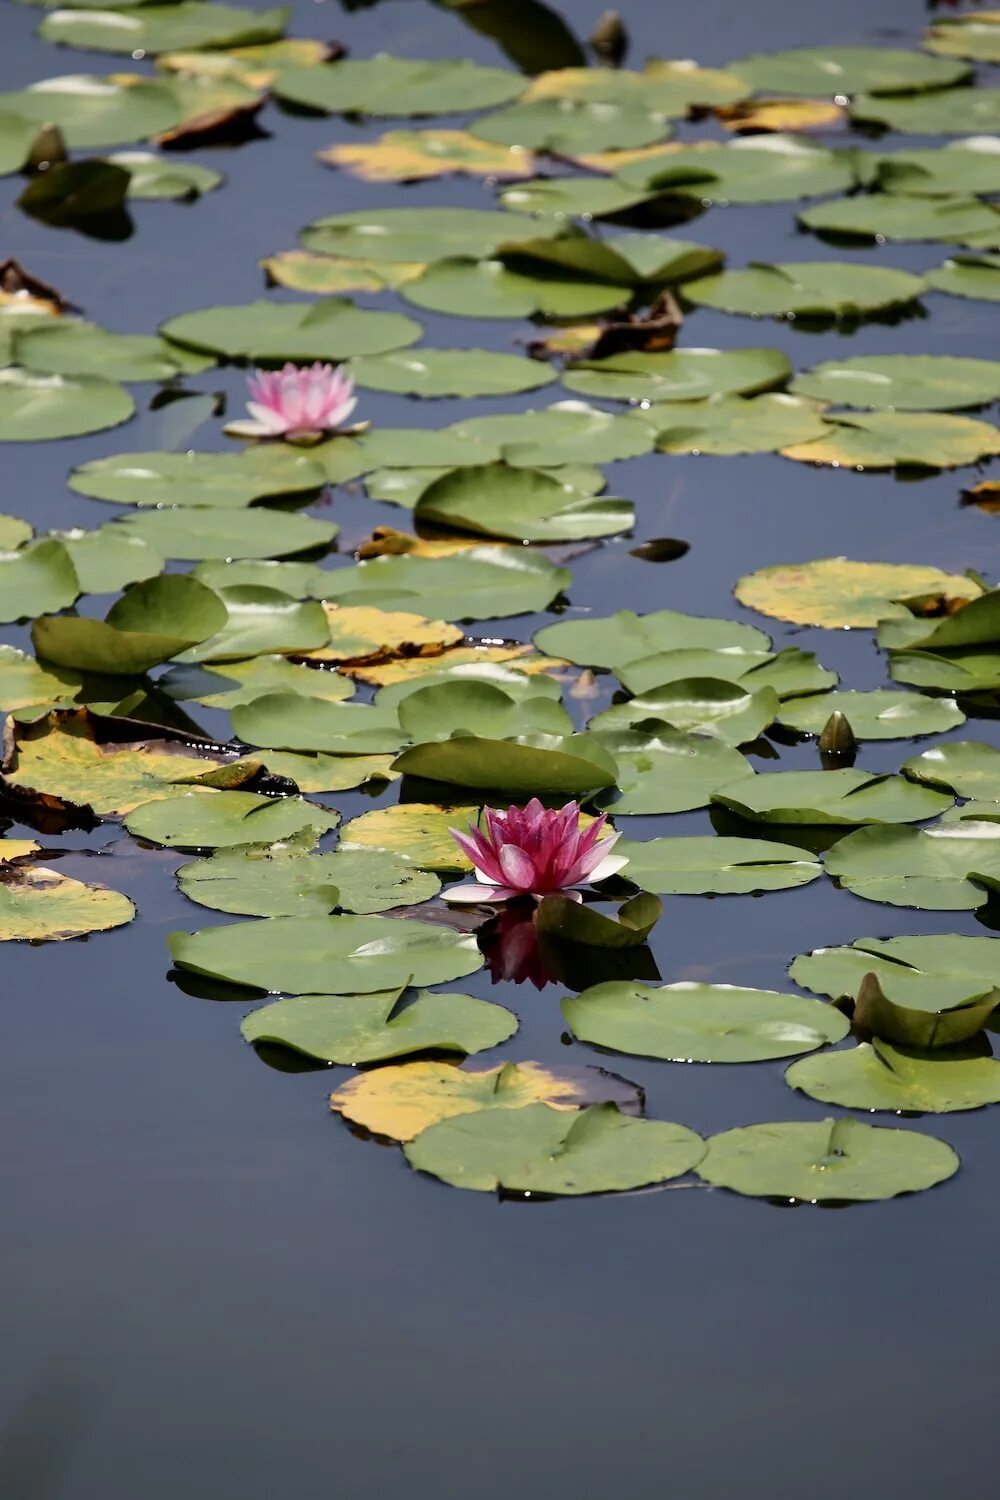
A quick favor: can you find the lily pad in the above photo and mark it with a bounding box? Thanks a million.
[396,681,570,744]
[108,150,223,201]
[903,742,1000,802]
[349,349,554,399]
[0,74,183,150]
[241,988,517,1064]
[273,56,524,116]
[125,790,338,849]
[655,393,830,456]
[168,913,484,995]
[616,646,836,700]
[790,354,1000,412]
[0,540,79,623]
[727,47,968,97]
[451,404,655,467]
[684,261,926,320]
[535,607,769,669]
[14,319,212,382]
[160,298,421,363]
[618,834,822,895]
[712,768,953,827]
[0,864,134,941]
[111,507,337,561]
[178,842,438,916]
[852,88,1000,136]
[593,727,749,815]
[53,525,162,595]
[405,1101,705,1196]
[851,971,999,1050]
[588,679,779,746]
[790,933,1000,1014]
[926,15,1000,64]
[562,979,848,1062]
[392,732,618,797]
[473,97,672,154]
[69,447,326,508]
[162,656,354,710]
[231,696,403,755]
[799,194,1000,246]
[39,4,290,55]
[825,820,1000,910]
[0,111,35,177]
[33,574,228,675]
[498,175,656,219]
[876,591,1000,653]
[524,61,747,114]
[400,259,628,320]
[616,136,856,204]
[413,463,633,544]
[319,547,571,621]
[926,253,1000,304]
[533,892,661,948]
[734,557,982,628]
[0,369,134,442]
[340,803,478,875]
[874,141,1000,199]
[786,1039,1000,1114]
[562,346,790,403]
[695,1116,959,1201]
[776,689,964,740]
[174,587,329,664]
[300,206,546,265]
[318,129,535,184]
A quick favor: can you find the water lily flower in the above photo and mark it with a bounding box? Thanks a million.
[240,362,357,439]
[446,799,627,905]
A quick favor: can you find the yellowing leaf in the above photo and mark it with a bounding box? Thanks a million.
[158,39,333,88]
[299,604,463,665]
[964,479,1000,514]
[261,251,425,296]
[576,143,686,173]
[339,802,478,873]
[1,710,228,818]
[735,558,982,629]
[356,527,482,560]
[349,643,562,688]
[0,838,39,861]
[329,1058,641,1141]
[0,864,134,941]
[715,99,846,133]
[318,129,535,183]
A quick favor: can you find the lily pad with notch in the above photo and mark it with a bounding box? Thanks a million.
[711,768,953,826]
[786,1038,1000,1114]
[126,789,339,850]
[617,834,822,895]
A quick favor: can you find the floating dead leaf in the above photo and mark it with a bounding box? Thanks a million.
[330,1057,643,1141]
[297,604,463,666]
[157,39,340,89]
[260,251,425,296]
[348,643,563,688]
[0,259,68,314]
[0,863,135,942]
[355,527,479,560]
[154,93,265,148]
[0,709,233,822]
[576,143,682,173]
[0,838,39,862]
[735,558,983,629]
[629,537,690,563]
[540,291,684,363]
[526,323,605,359]
[318,129,536,183]
[26,124,68,173]
[715,99,846,133]
[963,480,1000,515]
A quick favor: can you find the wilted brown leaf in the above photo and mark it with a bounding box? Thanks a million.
[319,129,535,183]
[715,98,846,133]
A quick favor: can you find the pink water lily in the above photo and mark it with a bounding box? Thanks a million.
[446,799,627,905]
[241,362,357,439]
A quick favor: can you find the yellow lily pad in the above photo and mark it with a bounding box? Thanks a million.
[261,251,425,296]
[715,99,846,133]
[339,802,478,873]
[349,643,562,688]
[158,39,333,88]
[735,558,982,628]
[298,604,463,665]
[0,864,134,941]
[355,528,480,560]
[329,1057,641,1141]
[318,129,535,183]
[0,838,39,861]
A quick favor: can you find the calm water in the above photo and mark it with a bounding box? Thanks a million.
[2,1,999,1496]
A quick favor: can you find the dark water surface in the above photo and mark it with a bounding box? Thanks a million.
[2,1,999,1496]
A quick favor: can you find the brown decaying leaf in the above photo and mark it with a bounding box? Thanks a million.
[295,604,464,667]
[0,259,68,313]
[544,289,683,363]
[317,130,536,184]
[154,95,266,149]
[963,480,1000,515]
[714,99,846,134]
[355,527,477,560]
[346,643,565,688]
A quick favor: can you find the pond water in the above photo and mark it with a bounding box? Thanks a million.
[2,0,999,1496]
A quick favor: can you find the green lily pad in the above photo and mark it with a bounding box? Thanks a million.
[790,354,1000,412]
[69,447,327,507]
[451,405,655,466]
[111,507,337,561]
[349,349,554,399]
[241,988,517,1064]
[0,515,32,551]
[0,864,135,942]
[588,679,779,746]
[413,463,633,544]
[241,751,394,794]
[0,540,79,623]
[401,259,627,320]
[903,742,1000,802]
[776,689,964,740]
[616,646,836,700]
[161,656,354,711]
[562,346,790,403]
[300,206,545,264]
[170,587,328,664]
[392,732,617,796]
[786,1039,1000,1114]
[852,88,1000,136]
[655,393,830,456]
[397,681,570,743]
[0,369,134,442]
[850,970,999,1049]
[18,159,131,226]
[727,46,968,97]
[616,136,856,204]
[405,1101,705,1196]
[126,790,338,849]
[533,891,661,948]
[926,253,1000,303]
[39,3,289,55]
[562,978,848,1062]
[192,559,327,595]
[160,297,420,363]
[374,659,562,713]
[535,607,769,669]
[14,319,213,382]
[168,912,484,994]
[799,194,1000,246]
[53,525,162,595]
[0,74,183,150]
[874,141,1000,199]
[712,768,953,826]
[273,56,523,116]
[825,820,1000,910]
[0,111,37,176]
[926,15,1000,64]
[524,61,747,114]
[592,727,749,815]
[32,573,227,674]
[367,461,603,510]
[498,175,656,219]
[473,97,671,154]
[684,261,926,320]
[734,557,981,628]
[695,1116,959,1201]
[108,150,223,201]
[231,695,403,755]
[790,932,1000,1015]
[618,834,821,895]
[319,546,571,621]
[178,842,438,916]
